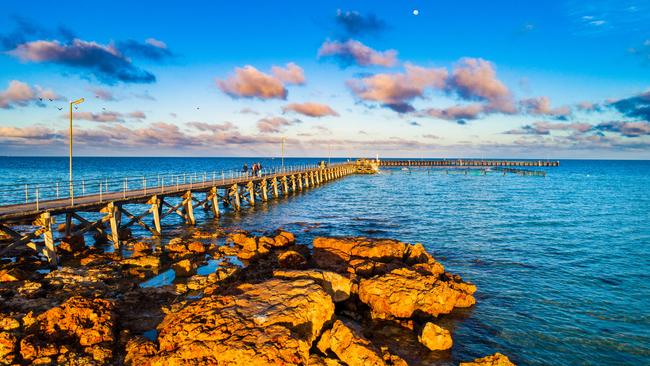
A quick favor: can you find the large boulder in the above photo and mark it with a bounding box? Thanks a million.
[312,237,444,277]
[147,277,335,365]
[317,319,405,366]
[316,320,380,366]
[358,267,475,318]
[418,322,452,350]
[460,352,516,366]
[273,269,353,302]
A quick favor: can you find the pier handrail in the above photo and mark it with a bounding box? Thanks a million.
[0,162,350,208]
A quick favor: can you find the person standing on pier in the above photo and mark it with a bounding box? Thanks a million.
[242,163,248,175]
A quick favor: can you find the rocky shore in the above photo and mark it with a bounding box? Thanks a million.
[0,228,515,365]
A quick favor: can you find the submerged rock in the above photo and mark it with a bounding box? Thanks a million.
[460,352,516,366]
[148,277,335,364]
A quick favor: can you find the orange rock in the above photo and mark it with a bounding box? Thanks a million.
[272,230,296,247]
[171,259,196,277]
[192,230,219,239]
[148,278,335,365]
[20,296,115,363]
[58,235,86,254]
[460,352,516,366]
[165,238,187,253]
[277,250,307,269]
[132,241,151,253]
[121,255,160,268]
[313,237,442,277]
[124,336,157,366]
[274,269,352,302]
[187,241,206,254]
[317,319,388,366]
[0,331,17,361]
[418,322,452,350]
[358,267,475,318]
[0,314,20,331]
[258,236,276,248]
[228,232,257,252]
[0,268,28,282]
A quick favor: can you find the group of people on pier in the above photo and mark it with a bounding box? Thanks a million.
[242,162,264,177]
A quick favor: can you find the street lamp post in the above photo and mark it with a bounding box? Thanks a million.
[69,98,84,205]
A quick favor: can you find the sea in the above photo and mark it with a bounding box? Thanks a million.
[0,157,649,365]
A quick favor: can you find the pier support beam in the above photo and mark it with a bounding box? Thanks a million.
[182,191,196,225]
[271,178,279,198]
[229,184,241,211]
[148,196,162,236]
[246,181,255,206]
[35,212,57,265]
[260,179,268,201]
[208,187,220,218]
[105,202,121,249]
[281,176,289,195]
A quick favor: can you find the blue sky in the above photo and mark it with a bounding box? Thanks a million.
[0,0,649,158]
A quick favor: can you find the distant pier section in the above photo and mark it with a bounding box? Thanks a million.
[379,159,560,167]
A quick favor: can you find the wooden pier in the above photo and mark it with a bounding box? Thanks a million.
[380,159,559,167]
[0,158,561,266]
[0,163,355,265]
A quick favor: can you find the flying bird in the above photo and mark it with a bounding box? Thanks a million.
[196,107,200,110]
[74,106,78,110]
[48,98,53,102]
[57,107,63,110]
[39,98,43,101]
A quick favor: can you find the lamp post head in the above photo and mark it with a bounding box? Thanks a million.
[71,98,85,105]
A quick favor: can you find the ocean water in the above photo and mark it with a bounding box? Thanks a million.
[1,157,649,365]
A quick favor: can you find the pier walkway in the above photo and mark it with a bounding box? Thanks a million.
[0,162,355,264]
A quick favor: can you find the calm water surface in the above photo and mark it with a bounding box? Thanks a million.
[1,157,649,365]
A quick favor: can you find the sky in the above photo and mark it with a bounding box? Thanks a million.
[0,0,649,158]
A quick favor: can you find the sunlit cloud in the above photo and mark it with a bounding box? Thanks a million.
[282,102,339,117]
[217,63,305,100]
[0,80,63,109]
[318,39,398,67]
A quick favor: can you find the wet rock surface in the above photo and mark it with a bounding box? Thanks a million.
[0,229,514,365]
[460,353,516,366]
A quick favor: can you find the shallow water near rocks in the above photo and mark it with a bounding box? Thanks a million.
[2,158,649,365]
[212,160,650,365]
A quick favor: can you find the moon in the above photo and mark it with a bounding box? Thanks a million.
[412,9,419,16]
